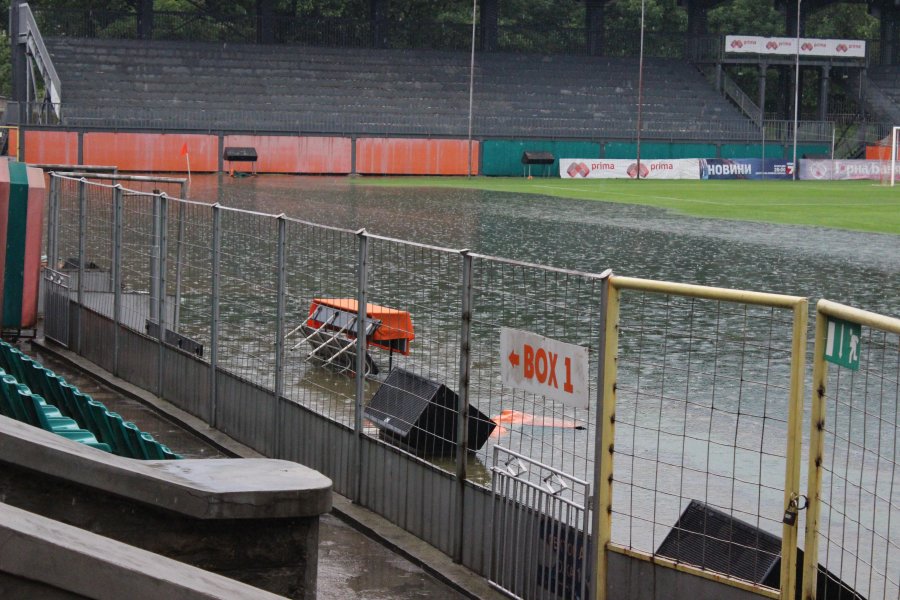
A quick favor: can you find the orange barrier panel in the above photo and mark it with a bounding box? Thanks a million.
[223,135,352,174]
[83,133,218,172]
[23,130,79,165]
[356,138,480,175]
[21,165,45,328]
[866,145,891,160]
[5,129,20,159]
[0,160,9,310]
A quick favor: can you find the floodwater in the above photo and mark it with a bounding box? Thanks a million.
[100,173,898,596]
[189,174,900,317]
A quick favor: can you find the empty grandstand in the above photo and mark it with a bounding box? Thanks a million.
[44,37,755,140]
[4,1,898,167]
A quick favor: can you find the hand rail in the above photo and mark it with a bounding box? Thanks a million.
[19,3,62,117]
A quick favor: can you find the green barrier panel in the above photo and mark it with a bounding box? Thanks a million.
[720,144,786,159]
[481,140,600,177]
[796,144,830,158]
[3,162,28,328]
[604,142,718,159]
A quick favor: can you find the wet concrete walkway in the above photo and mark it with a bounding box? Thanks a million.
[24,340,484,600]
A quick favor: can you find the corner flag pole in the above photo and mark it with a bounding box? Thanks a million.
[181,142,192,183]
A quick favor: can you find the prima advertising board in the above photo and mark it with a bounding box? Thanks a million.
[725,35,865,58]
[700,159,795,180]
[560,158,699,180]
[800,159,900,181]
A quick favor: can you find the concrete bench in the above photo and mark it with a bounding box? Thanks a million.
[0,416,332,599]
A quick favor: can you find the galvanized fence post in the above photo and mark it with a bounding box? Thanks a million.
[209,204,222,428]
[156,193,168,398]
[150,194,159,324]
[454,249,474,564]
[46,174,58,270]
[273,215,287,458]
[112,185,123,377]
[354,228,369,504]
[173,198,185,333]
[76,178,86,354]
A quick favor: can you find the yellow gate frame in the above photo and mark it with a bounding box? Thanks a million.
[802,299,900,600]
[595,276,809,600]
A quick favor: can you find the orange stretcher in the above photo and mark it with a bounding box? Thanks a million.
[284,298,415,377]
[305,298,414,355]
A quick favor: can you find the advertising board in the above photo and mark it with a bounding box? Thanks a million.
[559,159,699,180]
[725,35,865,58]
[700,159,795,180]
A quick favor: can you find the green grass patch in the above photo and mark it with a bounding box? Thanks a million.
[356,177,900,235]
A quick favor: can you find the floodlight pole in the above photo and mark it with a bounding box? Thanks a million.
[791,0,801,181]
[467,0,477,178]
[635,0,646,180]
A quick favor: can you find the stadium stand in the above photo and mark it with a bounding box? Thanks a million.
[867,66,900,123]
[0,341,180,459]
[46,37,756,140]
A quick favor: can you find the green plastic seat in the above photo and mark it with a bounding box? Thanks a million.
[16,387,81,430]
[160,445,182,460]
[33,366,68,413]
[121,421,153,459]
[14,383,67,420]
[63,387,97,433]
[84,402,130,457]
[0,342,21,379]
[16,387,112,452]
[57,381,89,429]
[0,350,179,460]
[0,375,21,419]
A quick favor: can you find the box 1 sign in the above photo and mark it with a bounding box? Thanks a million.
[499,327,590,409]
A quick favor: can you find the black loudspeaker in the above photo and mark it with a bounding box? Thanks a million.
[657,500,865,599]
[656,499,781,584]
[363,368,495,457]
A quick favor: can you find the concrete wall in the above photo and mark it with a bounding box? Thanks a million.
[0,417,332,599]
[0,502,287,600]
[24,129,482,175]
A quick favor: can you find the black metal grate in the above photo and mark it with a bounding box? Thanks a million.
[365,368,437,437]
[656,500,781,585]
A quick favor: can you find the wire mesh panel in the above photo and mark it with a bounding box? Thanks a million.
[117,190,159,334]
[604,279,807,598]
[52,175,82,271]
[215,208,279,390]
[362,236,463,461]
[281,220,360,425]
[79,180,115,317]
[163,198,214,356]
[805,302,900,600]
[468,257,607,497]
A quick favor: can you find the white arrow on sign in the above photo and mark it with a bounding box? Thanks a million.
[499,327,590,409]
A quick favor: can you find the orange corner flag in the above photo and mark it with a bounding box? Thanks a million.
[180,142,188,156]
